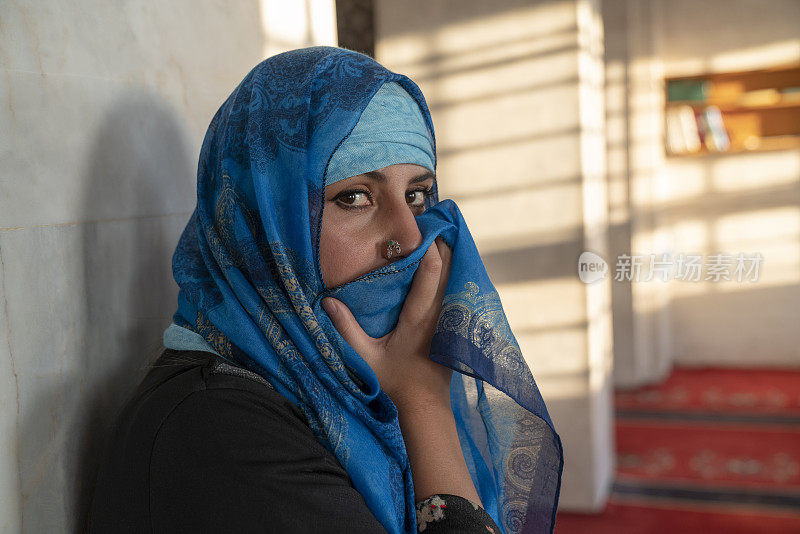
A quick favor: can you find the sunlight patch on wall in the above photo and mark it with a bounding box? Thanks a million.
[496,277,587,332]
[710,152,800,193]
[663,39,800,77]
[712,207,800,290]
[259,0,337,58]
[378,1,577,70]
[459,182,583,254]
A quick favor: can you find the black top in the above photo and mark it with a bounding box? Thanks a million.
[88,349,500,533]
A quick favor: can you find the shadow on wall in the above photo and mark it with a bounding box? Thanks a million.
[80,93,192,530]
[16,93,193,532]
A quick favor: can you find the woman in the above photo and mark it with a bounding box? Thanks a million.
[89,46,562,533]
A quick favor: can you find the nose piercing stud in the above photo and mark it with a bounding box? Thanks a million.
[384,239,402,260]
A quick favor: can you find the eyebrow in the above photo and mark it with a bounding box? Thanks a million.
[362,169,436,184]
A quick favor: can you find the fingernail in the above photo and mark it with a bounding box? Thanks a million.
[321,298,337,316]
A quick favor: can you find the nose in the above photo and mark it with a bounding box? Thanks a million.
[380,198,422,260]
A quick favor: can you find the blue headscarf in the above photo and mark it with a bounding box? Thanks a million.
[171,46,563,534]
[325,80,435,186]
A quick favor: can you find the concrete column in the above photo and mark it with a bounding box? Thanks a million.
[603,0,674,389]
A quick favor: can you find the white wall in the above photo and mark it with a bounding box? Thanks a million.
[656,0,800,368]
[606,0,800,379]
[0,1,335,531]
[375,0,615,512]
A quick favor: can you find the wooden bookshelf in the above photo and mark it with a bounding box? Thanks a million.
[664,64,800,157]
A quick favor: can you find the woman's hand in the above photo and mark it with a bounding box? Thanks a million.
[323,238,482,506]
[321,238,453,410]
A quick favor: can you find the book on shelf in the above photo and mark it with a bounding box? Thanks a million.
[703,106,730,152]
[737,89,781,107]
[667,79,709,103]
[781,86,800,103]
[665,105,730,155]
[666,105,701,154]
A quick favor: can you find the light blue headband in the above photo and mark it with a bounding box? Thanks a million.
[325,81,435,186]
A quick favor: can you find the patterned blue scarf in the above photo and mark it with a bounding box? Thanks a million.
[171,46,562,533]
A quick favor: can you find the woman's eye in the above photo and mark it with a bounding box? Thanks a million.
[406,189,428,207]
[335,190,372,208]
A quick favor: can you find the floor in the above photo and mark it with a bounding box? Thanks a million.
[555,366,800,534]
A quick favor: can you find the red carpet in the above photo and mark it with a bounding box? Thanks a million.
[555,367,800,534]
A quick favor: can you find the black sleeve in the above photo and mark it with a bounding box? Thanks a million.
[93,350,502,534]
[415,494,501,533]
[149,386,387,534]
